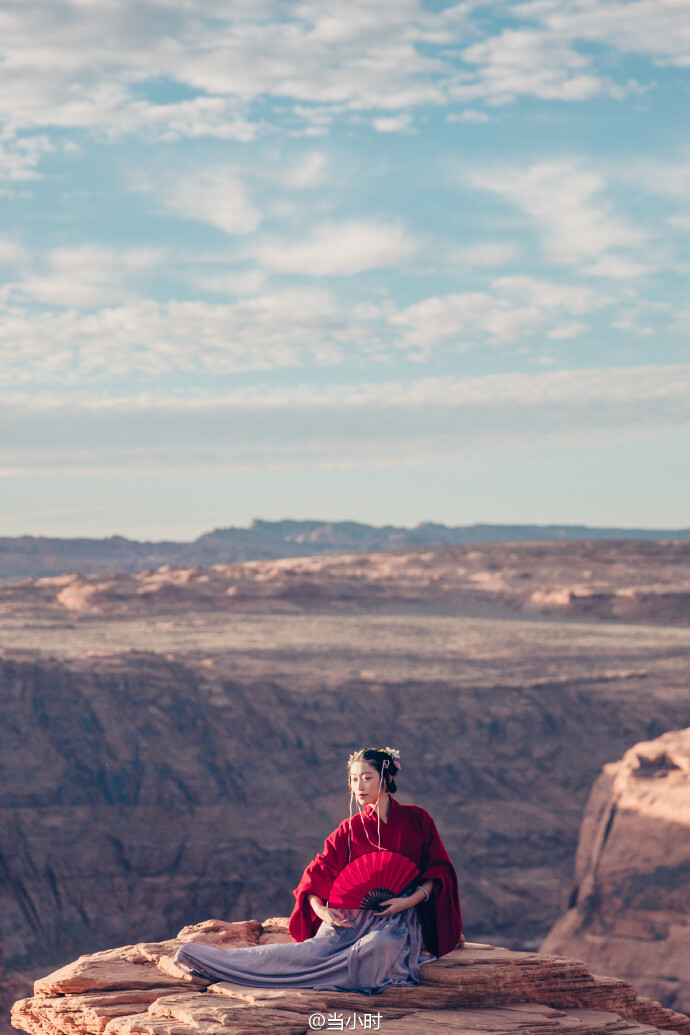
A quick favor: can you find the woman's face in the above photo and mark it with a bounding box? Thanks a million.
[349,761,385,805]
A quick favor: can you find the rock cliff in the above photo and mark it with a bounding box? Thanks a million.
[2,647,690,977]
[11,921,690,1035]
[541,729,690,1014]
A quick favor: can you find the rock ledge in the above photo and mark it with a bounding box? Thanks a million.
[11,918,690,1035]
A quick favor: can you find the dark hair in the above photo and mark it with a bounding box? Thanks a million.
[347,748,398,794]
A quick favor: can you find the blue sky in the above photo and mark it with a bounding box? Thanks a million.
[1,0,689,538]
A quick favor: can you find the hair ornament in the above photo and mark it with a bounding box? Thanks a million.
[346,746,401,770]
[380,746,401,769]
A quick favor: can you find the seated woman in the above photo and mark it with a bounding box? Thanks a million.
[174,746,462,995]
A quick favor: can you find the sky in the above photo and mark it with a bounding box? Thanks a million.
[1,0,689,539]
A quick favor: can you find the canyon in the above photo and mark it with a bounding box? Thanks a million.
[1,540,688,1027]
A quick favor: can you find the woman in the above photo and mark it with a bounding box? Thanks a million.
[174,746,462,994]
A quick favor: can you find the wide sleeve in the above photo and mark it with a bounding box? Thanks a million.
[415,809,462,958]
[288,820,350,942]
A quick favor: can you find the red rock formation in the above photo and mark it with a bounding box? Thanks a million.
[3,646,690,974]
[542,729,690,1014]
[2,541,689,624]
[11,921,690,1035]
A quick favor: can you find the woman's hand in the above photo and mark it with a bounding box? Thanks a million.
[371,896,410,918]
[315,904,354,928]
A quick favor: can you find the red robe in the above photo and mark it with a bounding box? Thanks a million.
[289,796,462,959]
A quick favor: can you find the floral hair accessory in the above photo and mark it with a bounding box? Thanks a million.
[346,746,401,770]
[381,746,401,769]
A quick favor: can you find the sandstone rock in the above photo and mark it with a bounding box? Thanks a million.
[175,923,263,948]
[31,922,263,997]
[11,926,690,1035]
[542,729,690,1015]
[3,540,690,624]
[12,989,192,1035]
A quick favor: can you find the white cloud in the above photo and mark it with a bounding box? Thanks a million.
[0,270,612,386]
[390,275,606,350]
[1,363,688,474]
[470,160,646,274]
[447,110,490,123]
[618,156,690,201]
[110,97,259,143]
[0,288,364,383]
[280,151,328,189]
[0,135,54,181]
[390,291,542,349]
[0,0,456,143]
[546,321,588,339]
[609,297,671,336]
[585,255,649,279]
[154,168,261,235]
[0,239,28,268]
[458,28,609,105]
[669,213,690,232]
[372,113,414,133]
[254,220,418,275]
[516,0,690,68]
[2,0,676,151]
[493,276,608,314]
[15,247,163,308]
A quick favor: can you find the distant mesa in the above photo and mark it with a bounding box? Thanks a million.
[1,518,690,580]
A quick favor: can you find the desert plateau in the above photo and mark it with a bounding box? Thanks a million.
[1,538,689,1031]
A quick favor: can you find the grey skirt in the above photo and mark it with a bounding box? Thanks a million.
[174,888,437,995]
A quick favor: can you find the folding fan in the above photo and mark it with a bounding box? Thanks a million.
[327,850,421,910]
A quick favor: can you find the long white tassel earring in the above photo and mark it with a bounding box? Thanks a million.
[354,758,391,853]
[376,760,387,851]
[348,782,354,864]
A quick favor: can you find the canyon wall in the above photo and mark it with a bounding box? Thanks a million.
[2,650,689,975]
[2,543,689,1002]
[542,729,690,1014]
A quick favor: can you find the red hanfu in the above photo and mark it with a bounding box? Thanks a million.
[289,796,462,959]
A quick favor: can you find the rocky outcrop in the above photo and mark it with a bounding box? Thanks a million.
[2,540,690,624]
[11,922,690,1035]
[542,729,690,1014]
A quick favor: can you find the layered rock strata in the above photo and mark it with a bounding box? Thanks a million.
[3,540,690,625]
[542,729,690,1014]
[11,920,690,1035]
[3,649,690,972]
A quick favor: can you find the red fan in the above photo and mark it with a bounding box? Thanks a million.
[328,851,421,910]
